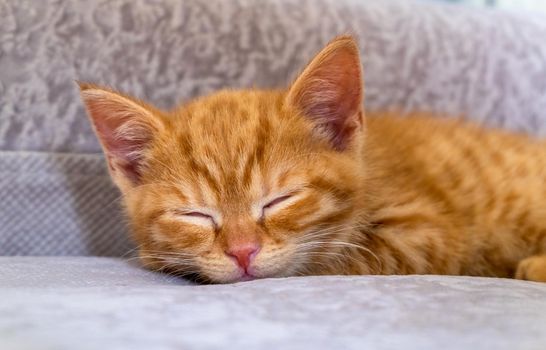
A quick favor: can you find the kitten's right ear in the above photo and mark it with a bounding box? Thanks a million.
[78,82,164,190]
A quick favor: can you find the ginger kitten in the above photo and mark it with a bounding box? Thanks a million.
[80,36,546,283]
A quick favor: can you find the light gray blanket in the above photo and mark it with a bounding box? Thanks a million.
[1,257,545,350]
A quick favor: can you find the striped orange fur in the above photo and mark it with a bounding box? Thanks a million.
[80,36,546,283]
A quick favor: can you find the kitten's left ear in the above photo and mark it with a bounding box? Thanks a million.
[286,35,364,151]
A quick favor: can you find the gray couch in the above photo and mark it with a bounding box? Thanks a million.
[1,0,546,349]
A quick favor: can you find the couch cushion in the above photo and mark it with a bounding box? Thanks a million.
[1,257,545,350]
[3,0,546,256]
[1,0,546,154]
[0,152,133,256]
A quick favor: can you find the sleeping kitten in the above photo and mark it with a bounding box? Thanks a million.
[80,36,546,283]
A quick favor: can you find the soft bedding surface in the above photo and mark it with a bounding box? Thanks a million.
[1,257,545,350]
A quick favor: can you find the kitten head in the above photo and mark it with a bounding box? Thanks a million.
[80,35,367,283]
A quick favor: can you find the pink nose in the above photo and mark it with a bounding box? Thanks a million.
[225,244,260,271]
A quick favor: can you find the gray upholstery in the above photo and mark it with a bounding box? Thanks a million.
[2,0,546,154]
[2,2,546,348]
[1,257,545,350]
[2,0,546,256]
[0,152,132,256]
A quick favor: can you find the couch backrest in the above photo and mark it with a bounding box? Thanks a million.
[1,0,546,256]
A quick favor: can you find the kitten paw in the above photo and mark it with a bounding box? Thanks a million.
[515,255,546,282]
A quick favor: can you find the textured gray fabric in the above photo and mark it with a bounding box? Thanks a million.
[1,257,545,350]
[0,152,133,256]
[1,0,546,154]
[2,0,546,256]
[2,3,546,347]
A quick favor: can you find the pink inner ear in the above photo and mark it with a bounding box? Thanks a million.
[86,100,153,184]
[289,38,363,151]
[304,69,362,150]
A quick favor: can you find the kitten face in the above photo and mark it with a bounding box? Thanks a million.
[126,91,364,283]
[80,36,366,283]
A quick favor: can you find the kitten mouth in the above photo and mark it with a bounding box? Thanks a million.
[233,268,261,282]
[238,272,257,282]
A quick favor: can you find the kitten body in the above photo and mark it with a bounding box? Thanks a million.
[357,114,546,279]
[80,36,546,283]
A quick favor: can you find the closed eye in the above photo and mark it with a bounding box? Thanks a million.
[173,210,218,229]
[263,195,292,210]
[184,211,213,219]
[261,194,294,219]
